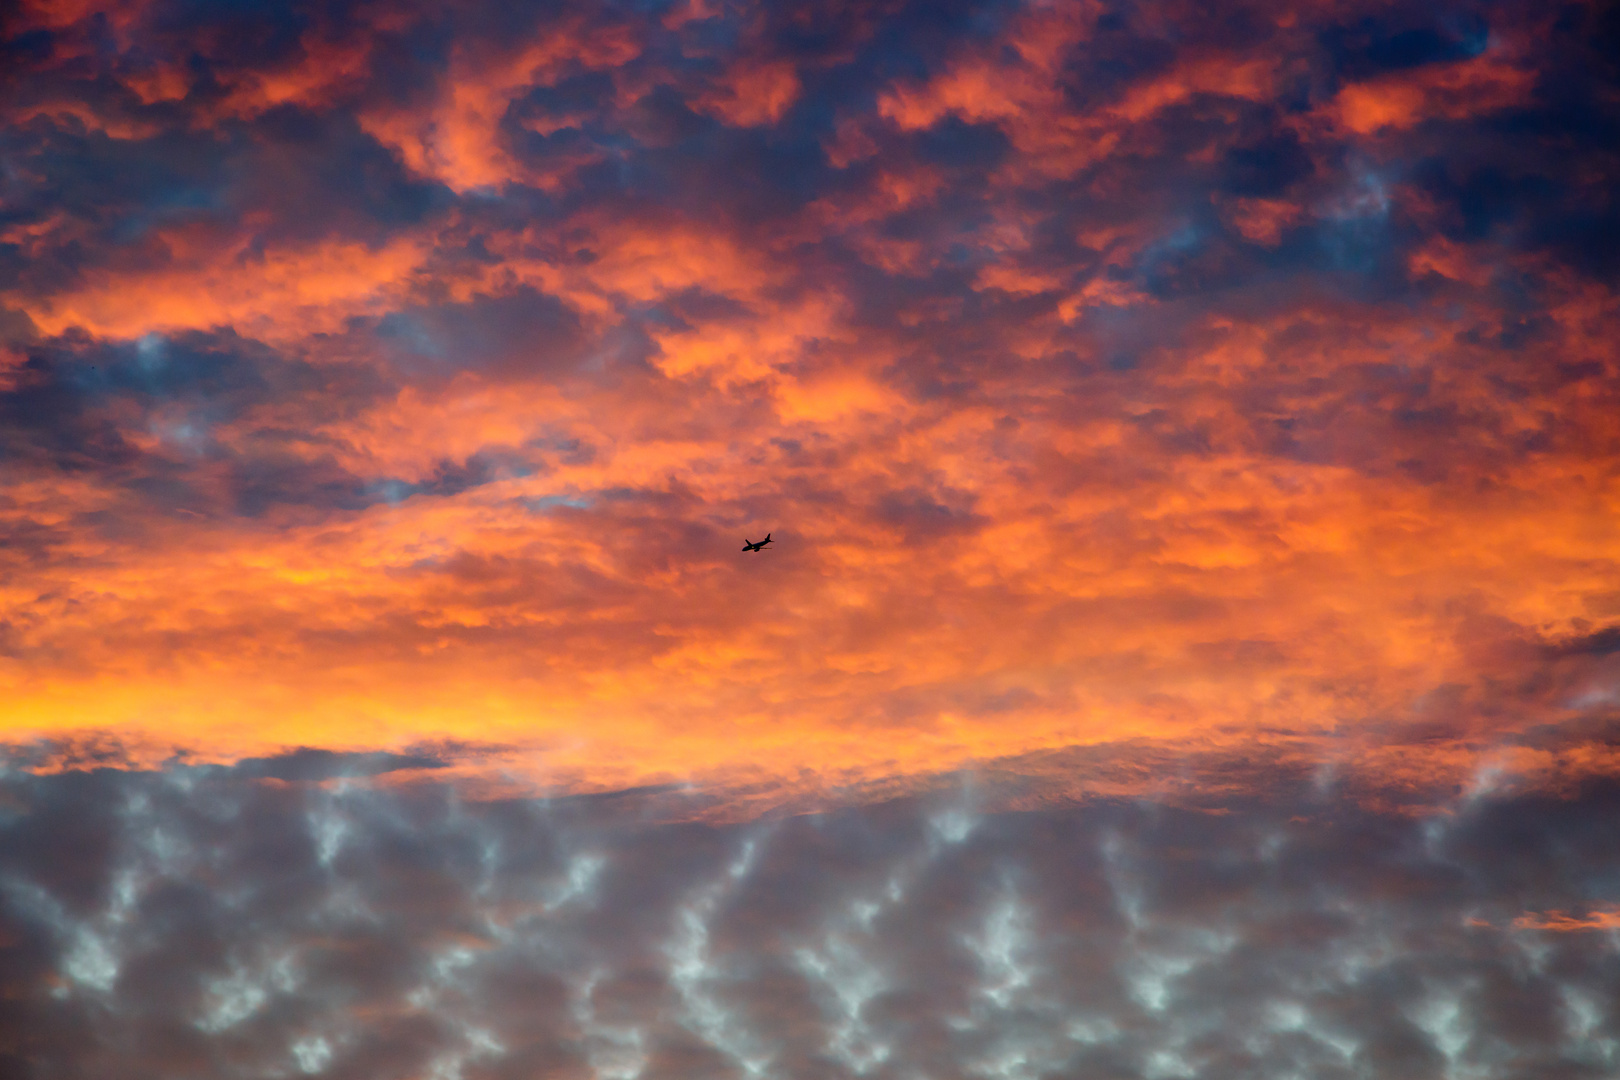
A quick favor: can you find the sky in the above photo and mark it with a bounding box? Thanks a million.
[0,0,1618,1076]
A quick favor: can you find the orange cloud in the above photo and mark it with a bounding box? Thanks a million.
[1325,53,1536,135]
[21,230,434,341]
[1512,906,1620,932]
[695,59,801,127]
[1214,196,1305,247]
[5,273,1618,809]
[358,19,642,193]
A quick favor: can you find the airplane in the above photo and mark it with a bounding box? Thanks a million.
[742,533,773,552]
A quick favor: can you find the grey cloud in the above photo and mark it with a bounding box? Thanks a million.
[372,286,587,378]
[1,761,1616,1080]
[0,328,540,522]
[227,749,449,783]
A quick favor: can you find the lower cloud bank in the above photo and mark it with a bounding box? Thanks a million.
[0,763,1616,1080]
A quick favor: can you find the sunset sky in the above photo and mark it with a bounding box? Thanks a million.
[2,0,1618,1076]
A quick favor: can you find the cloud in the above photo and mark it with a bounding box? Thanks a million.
[1510,907,1620,933]
[1,764,1618,1079]
[227,747,448,782]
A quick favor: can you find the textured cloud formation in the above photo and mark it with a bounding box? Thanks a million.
[2,763,1618,1080]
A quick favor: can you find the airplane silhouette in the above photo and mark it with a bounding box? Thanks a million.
[742,533,773,552]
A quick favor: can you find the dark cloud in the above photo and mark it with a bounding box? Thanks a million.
[1547,625,1620,659]
[0,329,429,518]
[0,352,143,473]
[233,107,453,243]
[1,763,1616,1080]
[0,114,449,301]
[374,286,587,377]
[872,487,985,544]
[224,747,448,782]
[1059,18,1179,111]
[1220,132,1315,197]
[1319,13,1491,82]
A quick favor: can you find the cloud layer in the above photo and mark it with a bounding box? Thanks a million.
[3,763,1618,1080]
